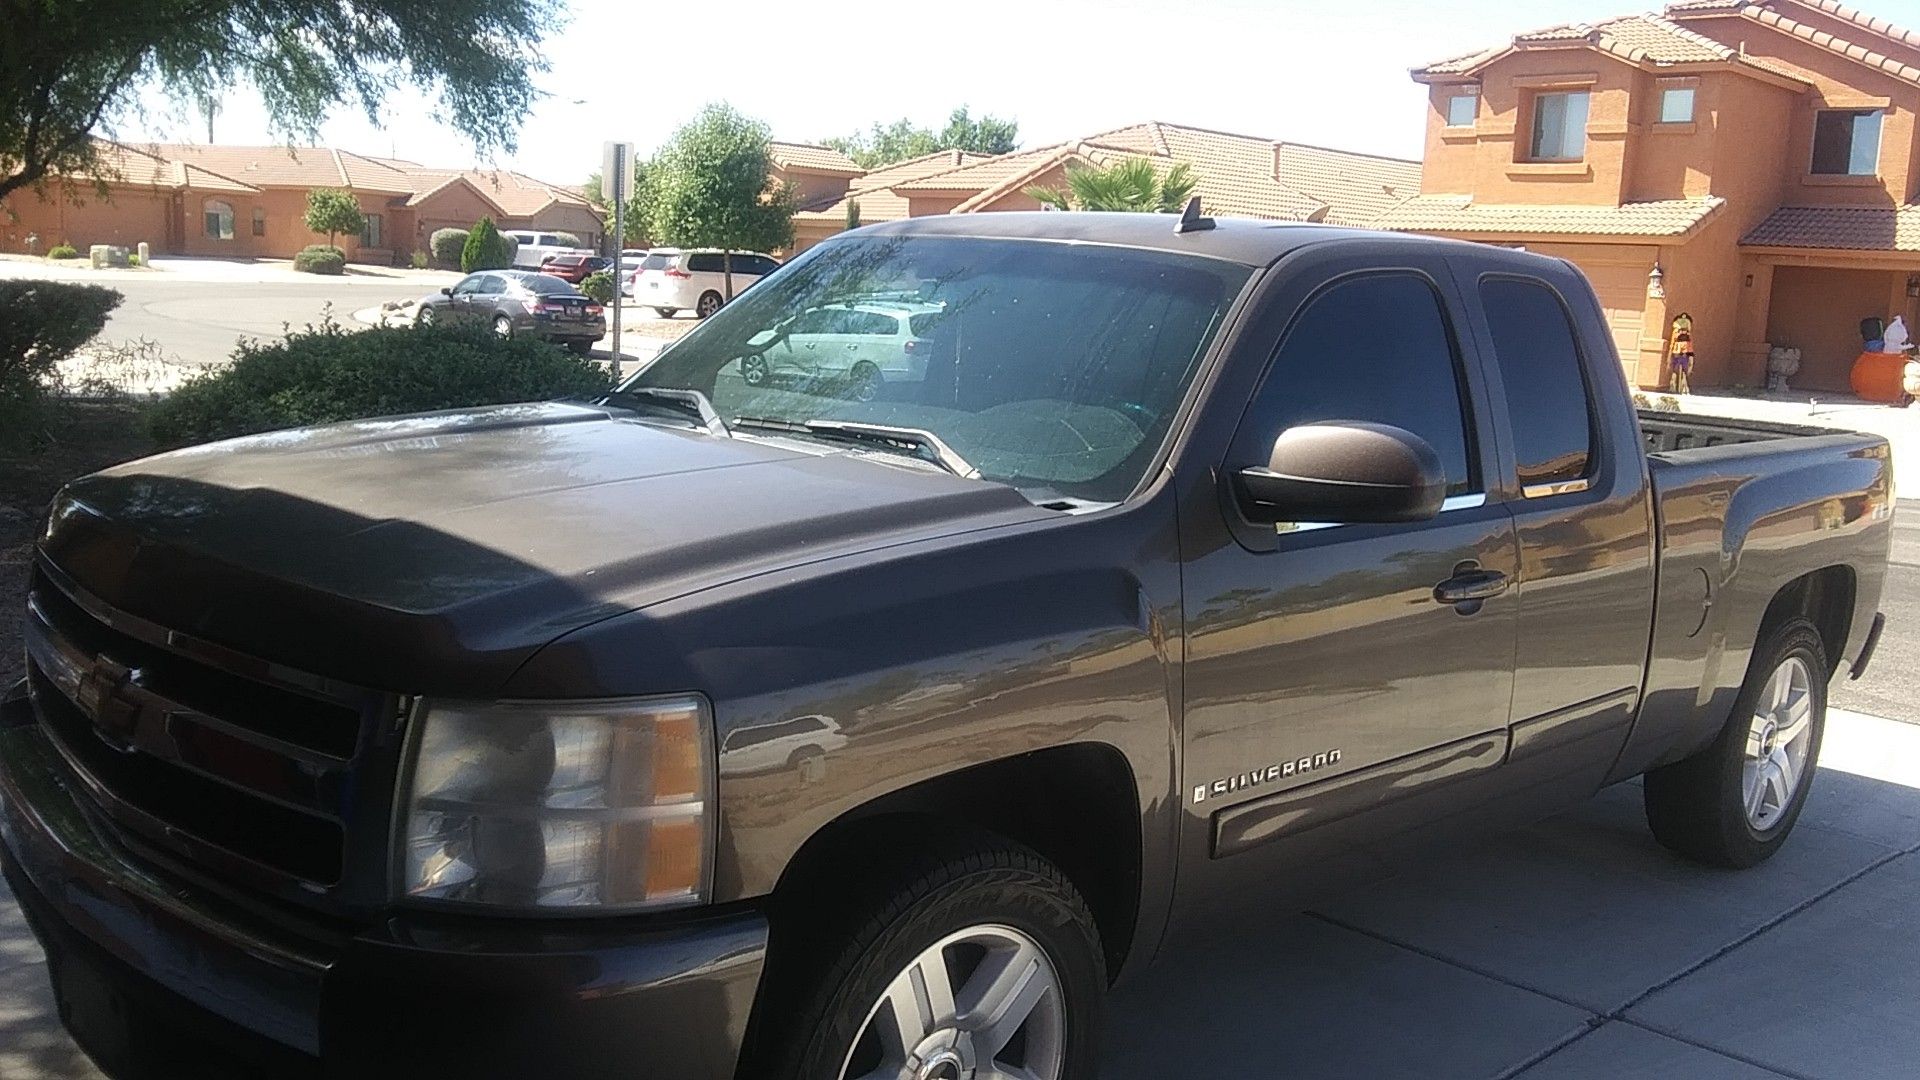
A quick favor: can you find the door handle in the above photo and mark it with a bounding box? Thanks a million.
[1433,568,1509,606]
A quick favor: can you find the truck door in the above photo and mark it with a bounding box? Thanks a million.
[1458,268,1656,790]
[1176,257,1520,917]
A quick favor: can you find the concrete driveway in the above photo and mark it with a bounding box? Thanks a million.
[1,707,1913,1078]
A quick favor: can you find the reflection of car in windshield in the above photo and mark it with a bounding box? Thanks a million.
[634,230,1249,505]
[743,302,944,401]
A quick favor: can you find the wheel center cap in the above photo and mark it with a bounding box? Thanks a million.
[1759,721,1778,755]
[913,1048,968,1080]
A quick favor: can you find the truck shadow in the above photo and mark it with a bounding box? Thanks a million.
[1104,765,1919,1079]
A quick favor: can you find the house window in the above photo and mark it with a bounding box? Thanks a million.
[1659,86,1695,123]
[202,199,234,241]
[251,207,266,237]
[1528,91,1591,161]
[1812,109,1883,176]
[1446,92,1478,128]
[360,213,383,249]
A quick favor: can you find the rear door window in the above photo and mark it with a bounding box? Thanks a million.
[1478,277,1595,491]
[640,253,673,272]
[1235,273,1476,495]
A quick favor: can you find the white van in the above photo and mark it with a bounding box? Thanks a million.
[501,230,587,269]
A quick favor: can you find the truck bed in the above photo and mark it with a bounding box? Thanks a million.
[1637,409,1847,454]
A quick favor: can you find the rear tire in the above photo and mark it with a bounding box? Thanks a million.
[696,291,723,319]
[566,339,592,356]
[492,315,513,339]
[1644,618,1827,868]
[754,832,1105,1080]
[654,307,678,318]
[848,361,882,403]
[742,355,770,387]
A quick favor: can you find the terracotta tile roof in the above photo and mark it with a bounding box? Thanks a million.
[853,150,992,190]
[1272,142,1422,225]
[91,141,260,193]
[1793,0,1920,47]
[892,146,1068,192]
[1376,194,1725,237]
[769,142,862,174]
[1742,204,1920,250]
[144,143,416,193]
[396,167,596,218]
[1723,3,1920,85]
[1417,11,1813,84]
[794,186,916,226]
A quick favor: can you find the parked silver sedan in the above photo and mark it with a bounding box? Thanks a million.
[416,270,606,354]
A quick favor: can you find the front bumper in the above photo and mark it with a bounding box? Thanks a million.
[0,682,768,1079]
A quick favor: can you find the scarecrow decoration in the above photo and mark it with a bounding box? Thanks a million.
[1667,312,1695,395]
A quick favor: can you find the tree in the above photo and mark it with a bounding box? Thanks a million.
[461,216,514,272]
[646,103,795,302]
[585,161,655,247]
[304,188,365,249]
[0,0,563,203]
[824,106,1019,169]
[1027,159,1199,213]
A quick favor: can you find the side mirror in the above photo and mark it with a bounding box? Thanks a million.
[439,287,452,296]
[1233,421,1446,525]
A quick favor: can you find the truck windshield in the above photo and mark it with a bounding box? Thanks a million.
[626,234,1251,503]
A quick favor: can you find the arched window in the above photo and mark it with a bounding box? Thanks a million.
[203,199,234,241]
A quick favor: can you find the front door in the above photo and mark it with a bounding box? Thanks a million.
[1176,260,1519,920]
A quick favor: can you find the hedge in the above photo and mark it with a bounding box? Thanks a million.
[147,318,613,446]
[580,270,615,304]
[429,228,469,269]
[293,244,346,275]
[0,281,123,442]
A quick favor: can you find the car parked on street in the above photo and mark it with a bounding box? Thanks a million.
[743,300,945,400]
[414,269,605,353]
[539,254,612,285]
[1,214,1894,1080]
[629,248,779,318]
[618,250,650,295]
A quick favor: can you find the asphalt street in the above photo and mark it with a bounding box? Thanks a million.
[88,277,433,368]
[1830,499,1920,723]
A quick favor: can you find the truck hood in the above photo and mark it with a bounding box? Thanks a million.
[38,402,1044,693]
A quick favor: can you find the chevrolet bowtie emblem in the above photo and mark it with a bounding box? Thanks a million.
[74,655,142,746]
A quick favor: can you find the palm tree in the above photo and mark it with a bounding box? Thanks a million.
[1026,159,1199,213]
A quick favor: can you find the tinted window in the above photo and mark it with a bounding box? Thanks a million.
[1479,278,1593,488]
[474,274,506,294]
[537,234,560,246]
[747,256,780,275]
[908,312,944,337]
[641,253,674,271]
[521,274,581,296]
[687,253,725,273]
[636,235,1250,502]
[845,311,899,335]
[1237,273,1474,495]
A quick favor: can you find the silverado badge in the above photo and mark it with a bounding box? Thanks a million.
[1194,750,1342,804]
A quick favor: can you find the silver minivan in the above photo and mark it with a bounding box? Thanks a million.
[743,301,945,401]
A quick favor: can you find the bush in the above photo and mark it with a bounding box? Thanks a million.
[293,244,346,275]
[409,250,430,269]
[429,228,469,269]
[146,316,613,446]
[579,270,615,304]
[0,281,123,443]
[47,244,79,259]
[551,232,584,250]
[461,217,517,272]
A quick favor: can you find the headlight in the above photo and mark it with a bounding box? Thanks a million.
[397,696,714,912]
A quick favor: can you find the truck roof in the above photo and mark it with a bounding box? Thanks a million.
[855,211,1481,269]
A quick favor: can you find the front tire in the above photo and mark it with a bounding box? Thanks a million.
[1645,618,1827,868]
[742,355,770,387]
[415,305,435,328]
[759,835,1105,1080]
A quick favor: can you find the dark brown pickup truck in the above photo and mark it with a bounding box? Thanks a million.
[1,214,1893,1080]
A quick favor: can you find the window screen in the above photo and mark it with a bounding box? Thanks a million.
[1479,278,1594,489]
[1237,274,1475,496]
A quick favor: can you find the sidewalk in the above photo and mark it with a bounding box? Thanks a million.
[0,253,457,287]
[2,709,1914,1077]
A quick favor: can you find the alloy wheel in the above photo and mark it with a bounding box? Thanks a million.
[838,924,1064,1080]
[1743,655,1815,831]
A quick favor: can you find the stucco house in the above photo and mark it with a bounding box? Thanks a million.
[786,122,1421,255]
[1,141,603,265]
[1393,1,1920,391]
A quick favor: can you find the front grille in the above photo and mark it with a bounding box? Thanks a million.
[22,560,400,910]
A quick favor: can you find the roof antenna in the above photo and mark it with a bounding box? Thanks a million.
[1175,195,1215,234]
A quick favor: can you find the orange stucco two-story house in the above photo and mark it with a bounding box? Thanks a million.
[1385,1,1920,392]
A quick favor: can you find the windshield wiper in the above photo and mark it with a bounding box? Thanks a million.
[732,416,979,479]
[603,387,728,436]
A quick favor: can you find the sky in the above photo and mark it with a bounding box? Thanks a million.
[124,0,1624,185]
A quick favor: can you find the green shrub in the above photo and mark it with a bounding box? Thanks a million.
[551,232,584,250]
[47,244,79,260]
[146,317,613,446]
[0,281,123,443]
[293,244,346,275]
[429,228,469,269]
[409,250,430,270]
[461,217,517,272]
[127,253,142,267]
[579,270,615,304]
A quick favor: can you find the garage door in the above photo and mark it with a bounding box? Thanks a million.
[1576,261,1650,368]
